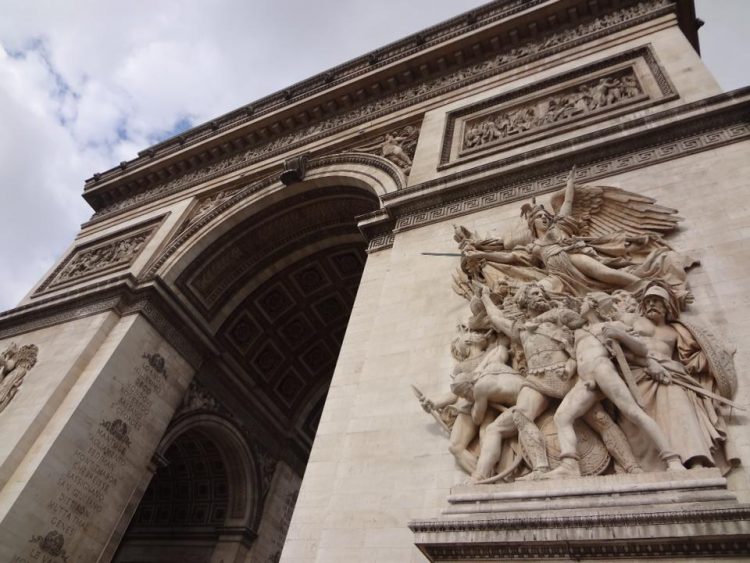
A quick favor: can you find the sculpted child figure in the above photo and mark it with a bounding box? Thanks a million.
[418,329,488,474]
[449,332,525,428]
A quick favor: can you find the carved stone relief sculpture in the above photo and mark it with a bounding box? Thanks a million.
[0,342,39,413]
[38,221,159,293]
[352,124,420,175]
[180,188,242,234]
[417,168,740,484]
[462,69,644,153]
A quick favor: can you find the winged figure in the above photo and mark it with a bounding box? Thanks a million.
[459,167,697,306]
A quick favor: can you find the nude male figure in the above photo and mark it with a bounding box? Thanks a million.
[472,283,584,481]
[547,293,684,479]
[420,330,512,474]
[449,334,525,427]
[475,285,645,481]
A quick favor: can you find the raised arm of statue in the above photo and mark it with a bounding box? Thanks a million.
[558,165,577,218]
[479,287,515,338]
[420,390,458,413]
[466,250,515,264]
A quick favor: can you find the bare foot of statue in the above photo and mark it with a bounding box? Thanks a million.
[537,457,581,480]
[626,465,644,474]
[515,467,550,481]
[467,471,489,485]
[665,456,687,472]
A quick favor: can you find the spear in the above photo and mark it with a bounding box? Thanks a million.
[411,385,451,435]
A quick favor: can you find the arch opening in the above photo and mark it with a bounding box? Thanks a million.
[118,180,381,560]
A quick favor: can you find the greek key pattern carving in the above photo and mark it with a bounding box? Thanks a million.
[396,122,750,233]
[413,507,750,559]
[366,233,395,253]
[90,0,670,221]
[37,219,162,294]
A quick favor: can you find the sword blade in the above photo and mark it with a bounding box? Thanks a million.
[611,340,645,409]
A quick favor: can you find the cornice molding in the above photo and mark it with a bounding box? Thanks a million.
[85,0,539,184]
[385,89,750,233]
[83,0,675,222]
[411,506,750,560]
[0,278,209,369]
[357,89,750,253]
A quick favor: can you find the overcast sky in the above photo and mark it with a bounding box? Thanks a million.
[0,0,747,311]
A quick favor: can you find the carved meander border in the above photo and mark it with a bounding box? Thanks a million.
[35,216,166,295]
[439,45,676,167]
[388,97,750,237]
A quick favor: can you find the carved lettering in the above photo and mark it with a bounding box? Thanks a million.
[16,353,169,561]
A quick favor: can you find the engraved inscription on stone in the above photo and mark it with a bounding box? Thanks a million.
[13,353,168,562]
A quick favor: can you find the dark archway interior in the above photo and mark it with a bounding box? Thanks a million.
[117,185,379,560]
[114,430,230,562]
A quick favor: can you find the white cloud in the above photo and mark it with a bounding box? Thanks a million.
[0,0,747,311]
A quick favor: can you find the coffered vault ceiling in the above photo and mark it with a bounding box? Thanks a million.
[175,186,379,458]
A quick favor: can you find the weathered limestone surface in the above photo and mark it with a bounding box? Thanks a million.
[0,1,747,562]
[0,315,194,562]
[283,141,750,562]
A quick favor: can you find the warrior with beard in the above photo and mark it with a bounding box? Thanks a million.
[546,292,684,479]
[471,283,584,481]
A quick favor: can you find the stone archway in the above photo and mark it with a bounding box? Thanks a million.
[114,414,260,563]
[110,172,385,560]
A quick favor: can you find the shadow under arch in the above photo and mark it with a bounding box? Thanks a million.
[114,412,262,563]
[157,412,262,528]
[145,152,401,288]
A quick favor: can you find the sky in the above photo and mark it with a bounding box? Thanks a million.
[0,0,747,312]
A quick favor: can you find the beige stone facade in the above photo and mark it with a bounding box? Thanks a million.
[0,1,749,561]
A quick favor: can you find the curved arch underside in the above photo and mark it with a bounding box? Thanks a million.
[176,186,378,323]
[173,185,379,453]
[133,429,230,528]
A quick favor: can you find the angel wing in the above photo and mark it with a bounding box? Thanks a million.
[549,184,681,238]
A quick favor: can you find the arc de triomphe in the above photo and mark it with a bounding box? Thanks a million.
[1,1,750,562]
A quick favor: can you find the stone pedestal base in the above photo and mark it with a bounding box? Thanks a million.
[410,469,750,561]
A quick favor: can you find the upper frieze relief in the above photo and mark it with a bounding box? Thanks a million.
[34,217,163,295]
[85,0,672,223]
[441,46,676,166]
